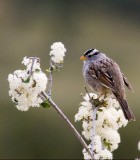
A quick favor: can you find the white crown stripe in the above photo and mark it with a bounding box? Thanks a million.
[88,52,94,56]
[88,49,99,56]
[93,49,99,54]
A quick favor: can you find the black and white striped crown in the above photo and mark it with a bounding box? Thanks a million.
[84,48,99,57]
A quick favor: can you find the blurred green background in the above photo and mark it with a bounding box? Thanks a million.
[0,0,140,159]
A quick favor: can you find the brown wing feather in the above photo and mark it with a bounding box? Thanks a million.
[88,58,119,93]
[122,73,133,91]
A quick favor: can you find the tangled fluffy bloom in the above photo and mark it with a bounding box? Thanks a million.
[22,57,41,72]
[82,140,112,160]
[99,149,113,159]
[75,93,128,159]
[82,143,100,160]
[8,57,48,111]
[50,42,66,64]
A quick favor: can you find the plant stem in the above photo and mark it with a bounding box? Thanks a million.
[91,106,99,155]
[84,88,100,159]
[41,91,94,160]
[29,57,40,76]
[47,61,53,97]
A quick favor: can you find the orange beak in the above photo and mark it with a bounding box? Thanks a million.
[80,56,87,60]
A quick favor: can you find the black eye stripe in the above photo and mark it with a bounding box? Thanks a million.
[93,52,99,56]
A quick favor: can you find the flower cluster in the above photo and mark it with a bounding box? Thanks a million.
[8,57,48,111]
[75,93,128,159]
[50,42,66,64]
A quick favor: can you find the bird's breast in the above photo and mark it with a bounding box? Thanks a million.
[83,63,107,94]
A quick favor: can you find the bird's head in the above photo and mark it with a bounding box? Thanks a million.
[80,48,100,60]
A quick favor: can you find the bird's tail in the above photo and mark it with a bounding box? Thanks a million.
[114,95,135,121]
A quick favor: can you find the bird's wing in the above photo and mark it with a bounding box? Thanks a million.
[122,73,133,91]
[88,58,118,93]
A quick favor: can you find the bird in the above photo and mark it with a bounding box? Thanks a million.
[80,48,135,121]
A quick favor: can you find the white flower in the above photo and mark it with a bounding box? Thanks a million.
[75,102,93,122]
[99,128,120,151]
[82,147,92,160]
[84,93,97,101]
[16,104,29,111]
[82,137,110,160]
[95,108,117,130]
[82,143,100,160]
[99,94,120,109]
[92,135,102,153]
[82,121,93,140]
[138,141,140,151]
[8,57,48,111]
[75,92,128,159]
[22,57,30,66]
[22,57,41,72]
[117,109,128,127]
[50,42,66,64]
[99,149,113,159]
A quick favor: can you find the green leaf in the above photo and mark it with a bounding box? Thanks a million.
[35,69,40,72]
[98,108,103,112]
[103,139,111,151]
[22,77,30,83]
[93,98,101,107]
[102,100,108,107]
[46,63,63,73]
[46,69,51,73]
[41,100,51,108]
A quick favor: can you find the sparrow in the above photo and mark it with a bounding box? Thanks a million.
[80,48,135,121]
